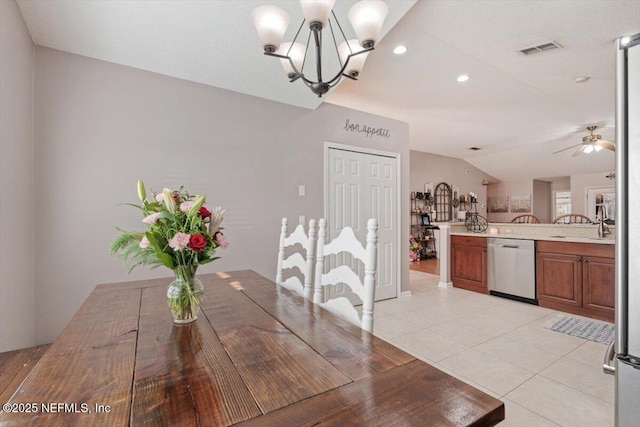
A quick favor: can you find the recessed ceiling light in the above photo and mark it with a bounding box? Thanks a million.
[393,45,407,55]
[575,76,590,83]
[457,74,470,83]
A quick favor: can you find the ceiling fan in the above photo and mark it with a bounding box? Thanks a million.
[553,126,616,157]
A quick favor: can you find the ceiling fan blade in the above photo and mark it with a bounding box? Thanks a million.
[572,145,588,157]
[553,143,583,154]
[597,140,616,151]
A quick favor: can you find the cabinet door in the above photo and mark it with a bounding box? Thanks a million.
[537,252,582,309]
[582,256,615,317]
[451,244,487,294]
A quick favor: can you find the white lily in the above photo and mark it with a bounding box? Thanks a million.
[209,206,225,235]
[163,188,175,214]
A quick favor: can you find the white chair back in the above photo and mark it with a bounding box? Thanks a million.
[276,218,317,299]
[313,218,378,333]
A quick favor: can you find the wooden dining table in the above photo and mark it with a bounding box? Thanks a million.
[0,270,504,426]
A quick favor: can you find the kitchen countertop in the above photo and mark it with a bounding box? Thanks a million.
[448,222,615,245]
[450,231,615,245]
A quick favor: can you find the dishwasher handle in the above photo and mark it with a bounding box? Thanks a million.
[603,341,616,375]
[488,244,520,249]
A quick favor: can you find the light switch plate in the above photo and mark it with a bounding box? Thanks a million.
[298,185,305,196]
[299,215,305,226]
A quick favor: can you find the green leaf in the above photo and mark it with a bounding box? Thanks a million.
[120,203,144,211]
[158,211,175,222]
[198,257,220,265]
[146,232,175,269]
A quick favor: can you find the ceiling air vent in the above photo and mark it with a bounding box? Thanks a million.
[519,41,563,55]
[468,147,481,151]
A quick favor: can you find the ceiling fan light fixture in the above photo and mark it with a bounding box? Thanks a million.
[553,125,616,156]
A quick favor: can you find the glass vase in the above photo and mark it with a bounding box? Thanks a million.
[167,265,204,324]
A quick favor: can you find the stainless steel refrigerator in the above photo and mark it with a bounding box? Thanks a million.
[604,32,640,426]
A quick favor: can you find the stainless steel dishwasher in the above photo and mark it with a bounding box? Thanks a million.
[487,238,537,304]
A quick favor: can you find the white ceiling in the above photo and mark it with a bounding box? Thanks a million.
[16,0,640,181]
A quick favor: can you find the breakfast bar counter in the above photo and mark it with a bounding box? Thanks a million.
[0,270,504,426]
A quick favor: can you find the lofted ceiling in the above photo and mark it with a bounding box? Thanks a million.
[16,0,640,181]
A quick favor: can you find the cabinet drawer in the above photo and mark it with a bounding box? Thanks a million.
[537,240,614,258]
[451,235,487,248]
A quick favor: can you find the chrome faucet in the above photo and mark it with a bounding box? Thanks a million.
[598,217,610,238]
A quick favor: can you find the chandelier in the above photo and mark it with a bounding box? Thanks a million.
[251,0,389,97]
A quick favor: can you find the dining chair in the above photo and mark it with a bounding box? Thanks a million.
[511,214,540,224]
[552,214,593,224]
[313,218,378,333]
[276,218,317,300]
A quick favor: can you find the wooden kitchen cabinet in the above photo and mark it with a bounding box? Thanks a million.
[536,241,614,322]
[451,235,487,294]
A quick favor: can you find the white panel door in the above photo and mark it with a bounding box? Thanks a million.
[327,146,398,301]
[365,153,397,300]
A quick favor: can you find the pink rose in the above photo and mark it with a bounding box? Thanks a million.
[142,212,162,225]
[180,200,195,212]
[139,235,151,249]
[155,193,164,202]
[214,231,229,249]
[169,232,190,250]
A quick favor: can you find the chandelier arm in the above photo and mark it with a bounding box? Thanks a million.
[325,47,373,85]
[341,73,358,81]
[301,30,312,76]
[264,50,311,84]
[331,10,352,54]
[289,19,306,52]
[327,18,343,68]
[328,76,344,88]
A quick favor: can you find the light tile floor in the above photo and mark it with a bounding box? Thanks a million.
[374,270,614,427]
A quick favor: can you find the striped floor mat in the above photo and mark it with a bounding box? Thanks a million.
[547,316,614,345]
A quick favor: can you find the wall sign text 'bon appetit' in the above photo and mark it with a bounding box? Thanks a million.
[344,119,391,138]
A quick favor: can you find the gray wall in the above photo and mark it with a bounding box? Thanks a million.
[32,47,410,344]
[410,150,492,220]
[533,180,552,223]
[0,0,35,352]
[570,172,615,217]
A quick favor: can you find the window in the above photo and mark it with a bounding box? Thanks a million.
[554,191,571,218]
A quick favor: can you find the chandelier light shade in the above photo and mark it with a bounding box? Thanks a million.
[339,39,370,77]
[348,0,389,48]
[250,5,290,53]
[278,42,306,78]
[300,0,336,29]
[251,0,389,97]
